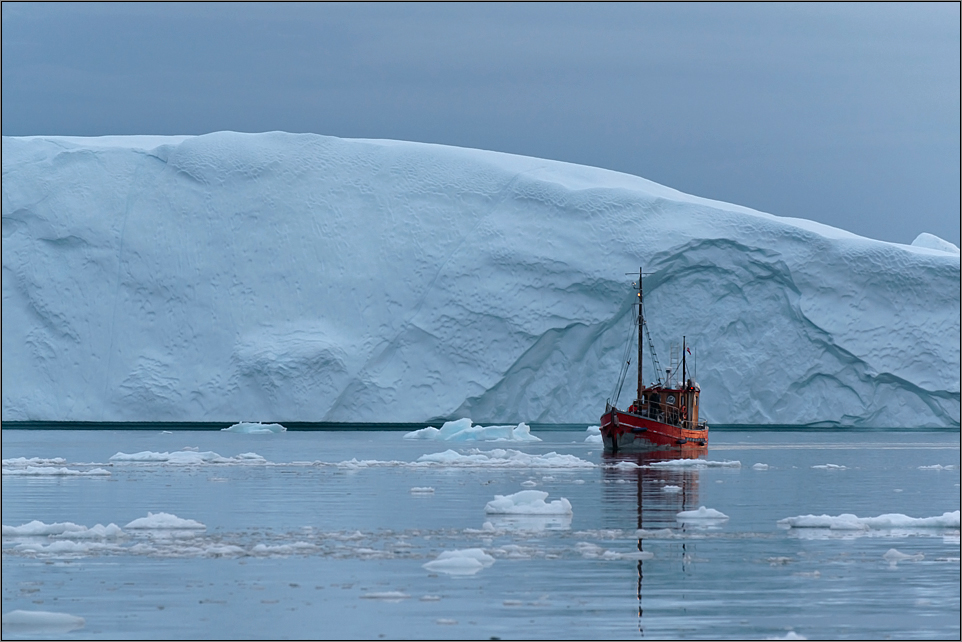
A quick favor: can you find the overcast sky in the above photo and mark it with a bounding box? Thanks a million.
[3,2,959,246]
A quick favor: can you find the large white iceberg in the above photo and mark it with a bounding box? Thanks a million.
[2,133,958,426]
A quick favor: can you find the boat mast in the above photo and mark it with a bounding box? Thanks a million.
[637,267,644,403]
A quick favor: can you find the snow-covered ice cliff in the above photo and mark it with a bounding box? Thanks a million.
[2,132,959,426]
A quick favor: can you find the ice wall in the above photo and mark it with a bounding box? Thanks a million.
[2,132,959,426]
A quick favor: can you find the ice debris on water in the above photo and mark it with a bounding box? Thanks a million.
[649,459,741,469]
[584,425,602,444]
[2,466,111,476]
[416,449,593,469]
[423,548,495,576]
[124,512,206,530]
[484,490,572,515]
[662,485,682,493]
[919,464,956,470]
[2,521,123,538]
[883,548,924,567]
[410,487,435,494]
[110,450,266,465]
[811,464,846,470]
[753,463,770,470]
[222,422,286,434]
[777,510,960,530]
[404,418,541,442]
[1,610,85,634]
[676,506,730,521]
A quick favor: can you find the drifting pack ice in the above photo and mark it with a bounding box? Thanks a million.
[2,132,959,427]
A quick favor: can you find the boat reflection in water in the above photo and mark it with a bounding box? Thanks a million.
[602,446,706,635]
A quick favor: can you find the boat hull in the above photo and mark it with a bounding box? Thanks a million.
[599,408,708,452]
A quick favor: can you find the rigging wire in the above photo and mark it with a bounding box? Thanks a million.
[611,301,638,407]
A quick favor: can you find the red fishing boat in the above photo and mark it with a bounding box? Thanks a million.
[600,268,709,452]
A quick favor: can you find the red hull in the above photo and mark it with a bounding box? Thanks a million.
[600,408,708,452]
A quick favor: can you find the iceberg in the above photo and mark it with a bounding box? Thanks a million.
[2,132,958,426]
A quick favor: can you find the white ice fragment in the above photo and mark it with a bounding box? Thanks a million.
[662,485,682,493]
[811,464,846,470]
[2,520,122,539]
[410,486,435,494]
[2,610,85,633]
[635,528,674,539]
[766,632,807,641]
[222,422,286,434]
[403,418,541,442]
[2,457,67,466]
[649,459,741,469]
[423,548,495,575]
[109,450,266,465]
[484,490,572,515]
[361,591,410,601]
[2,466,110,477]
[777,510,960,530]
[676,506,729,521]
[584,425,602,444]
[521,480,538,488]
[753,463,770,470]
[882,548,924,567]
[124,512,206,530]
[416,449,593,469]
[919,464,956,470]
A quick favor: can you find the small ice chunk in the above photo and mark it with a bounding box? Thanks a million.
[1,610,85,633]
[649,459,740,469]
[883,548,924,566]
[222,422,286,434]
[662,485,682,493]
[360,591,410,601]
[584,425,602,444]
[811,464,846,470]
[2,466,110,476]
[766,632,807,641]
[753,463,770,470]
[423,548,495,575]
[676,506,729,521]
[919,464,956,470]
[410,486,435,494]
[521,480,537,488]
[484,490,572,515]
[124,512,206,530]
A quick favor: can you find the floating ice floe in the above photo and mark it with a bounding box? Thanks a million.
[662,485,682,493]
[676,506,730,521]
[124,512,206,530]
[2,466,110,476]
[404,418,541,442]
[649,459,741,469]
[584,425,602,444]
[919,464,956,470]
[110,450,267,465]
[766,632,807,641]
[423,548,495,575]
[753,463,770,470]
[2,520,123,539]
[2,457,67,466]
[222,422,286,434]
[777,510,960,530]
[811,464,847,470]
[882,548,924,567]
[416,449,593,469]
[484,490,572,515]
[410,487,435,494]
[1,610,85,634]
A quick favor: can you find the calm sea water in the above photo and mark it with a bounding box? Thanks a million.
[2,428,959,640]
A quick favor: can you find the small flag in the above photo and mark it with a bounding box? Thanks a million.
[686,347,691,355]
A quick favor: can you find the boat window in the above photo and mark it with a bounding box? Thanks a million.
[667,395,675,404]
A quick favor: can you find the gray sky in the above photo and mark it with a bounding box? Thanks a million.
[3,2,959,246]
